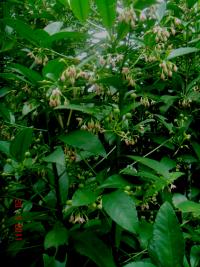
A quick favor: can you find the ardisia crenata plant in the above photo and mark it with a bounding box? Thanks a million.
[0,0,200,266]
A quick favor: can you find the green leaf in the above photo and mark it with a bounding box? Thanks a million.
[43,254,67,267]
[129,156,170,178]
[4,18,50,47]
[55,103,100,116]
[44,146,65,166]
[167,47,199,60]
[42,59,66,80]
[117,22,130,40]
[10,128,33,162]
[22,101,39,116]
[190,246,200,267]
[134,0,157,10]
[123,262,156,267]
[8,63,42,84]
[98,174,131,189]
[0,87,12,98]
[187,0,198,8]
[149,202,184,267]
[70,0,90,22]
[95,0,117,29]
[48,31,87,45]
[44,223,68,249]
[59,130,106,157]
[192,141,200,160]
[103,190,138,234]
[0,104,15,123]
[58,164,69,205]
[72,188,98,206]
[0,141,10,156]
[73,231,116,267]
[138,220,153,249]
[173,196,200,218]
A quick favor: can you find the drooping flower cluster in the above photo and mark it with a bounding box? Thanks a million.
[153,26,170,43]
[27,48,49,66]
[122,67,136,87]
[49,88,61,107]
[159,61,178,79]
[61,65,77,85]
[118,7,137,28]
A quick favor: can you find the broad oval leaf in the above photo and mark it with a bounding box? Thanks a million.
[44,223,68,249]
[70,0,90,22]
[95,0,117,29]
[0,140,10,156]
[129,156,170,178]
[73,231,116,267]
[72,188,98,206]
[190,245,200,267]
[9,63,42,84]
[103,190,138,234]
[10,128,33,162]
[44,146,65,166]
[148,202,184,267]
[98,174,131,189]
[167,47,199,60]
[42,59,66,80]
[124,262,156,267]
[59,130,106,157]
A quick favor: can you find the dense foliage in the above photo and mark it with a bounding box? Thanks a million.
[0,0,200,266]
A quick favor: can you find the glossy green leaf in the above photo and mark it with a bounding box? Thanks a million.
[103,190,138,234]
[72,188,98,206]
[70,0,90,22]
[192,141,200,160]
[149,202,184,267]
[134,0,157,9]
[0,104,15,123]
[124,262,156,267]
[190,245,200,267]
[129,156,170,178]
[167,47,199,60]
[55,103,99,115]
[0,141,10,156]
[173,198,200,218]
[57,164,69,205]
[73,231,116,267]
[4,18,49,46]
[48,31,88,44]
[59,130,106,157]
[98,174,131,189]
[22,101,39,116]
[10,128,33,162]
[44,146,65,166]
[42,59,65,80]
[0,87,12,98]
[43,254,67,267]
[138,221,153,249]
[8,63,42,84]
[44,223,68,249]
[187,0,198,8]
[95,0,117,29]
